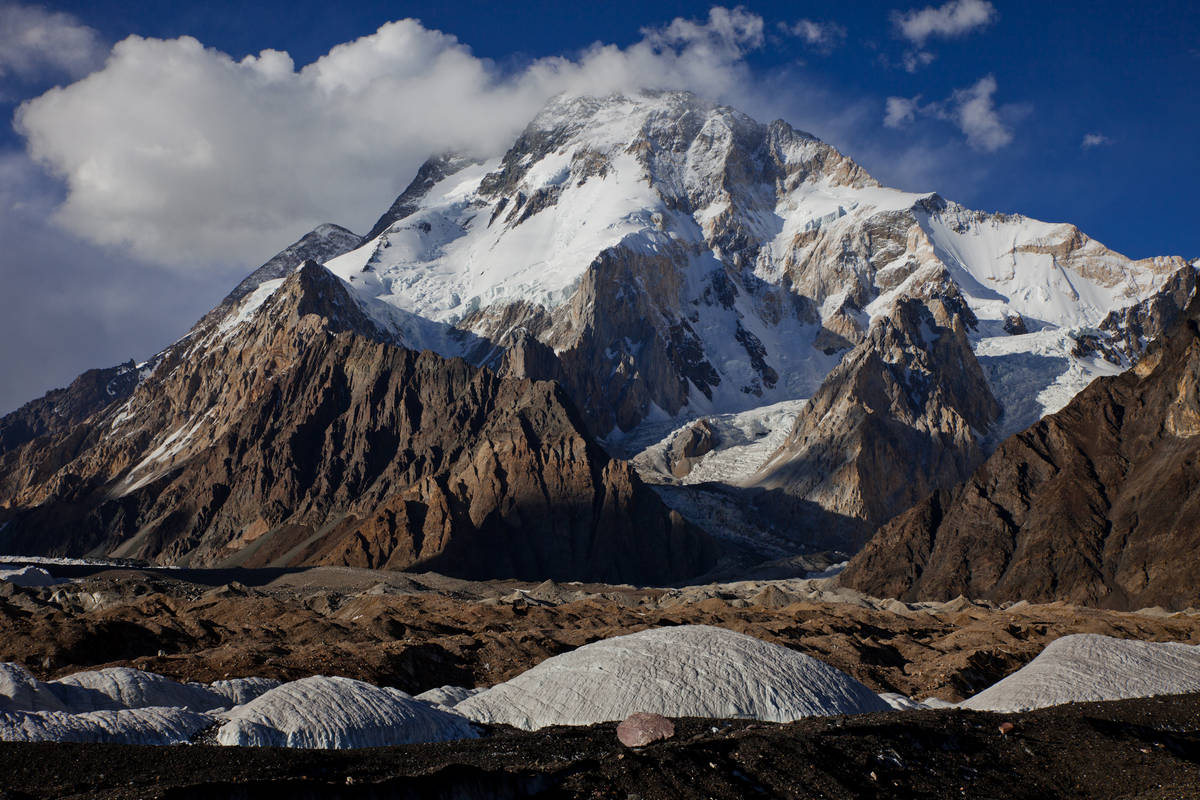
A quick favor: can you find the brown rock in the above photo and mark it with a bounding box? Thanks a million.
[0,262,716,586]
[750,271,1001,549]
[617,712,676,747]
[841,289,1200,611]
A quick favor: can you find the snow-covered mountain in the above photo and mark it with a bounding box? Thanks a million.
[1,89,1194,570]
[280,91,1189,439]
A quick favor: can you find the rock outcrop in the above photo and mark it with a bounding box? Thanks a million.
[750,270,1001,547]
[0,361,141,456]
[0,262,715,585]
[841,293,1200,609]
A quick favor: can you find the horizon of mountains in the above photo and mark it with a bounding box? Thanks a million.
[1,89,1197,609]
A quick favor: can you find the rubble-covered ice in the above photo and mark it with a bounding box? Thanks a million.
[456,625,890,730]
[962,634,1200,712]
[215,675,480,748]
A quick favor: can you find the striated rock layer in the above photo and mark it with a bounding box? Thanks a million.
[841,293,1200,610]
[0,262,714,585]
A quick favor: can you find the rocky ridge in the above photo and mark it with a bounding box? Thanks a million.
[0,261,713,584]
[841,290,1200,610]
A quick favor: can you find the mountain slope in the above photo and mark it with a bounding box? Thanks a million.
[1,89,1193,573]
[840,289,1200,610]
[0,262,714,584]
[750,269,1001,546]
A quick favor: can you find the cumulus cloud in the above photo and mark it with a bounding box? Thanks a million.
[780,19,847,54]
[0,3,105,80]
[1081,132,1112,149]
[884,75,1014,152]
[16,8,765,268]
[892,0,996,46]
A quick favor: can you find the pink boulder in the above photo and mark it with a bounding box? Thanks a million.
[617,712,676,748]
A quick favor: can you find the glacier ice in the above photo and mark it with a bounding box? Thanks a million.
[962,634,1200,712]
[456,624,890,730]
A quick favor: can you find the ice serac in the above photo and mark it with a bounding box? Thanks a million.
[0,260,714,585]
[962,634,1200,712]
[841,289,1200,610]
[215,676,478,749]
[748,270,1001,546]
[455,625,889,730]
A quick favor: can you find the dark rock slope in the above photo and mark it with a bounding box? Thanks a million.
[841,292,1200,610]
[0,262,714,585]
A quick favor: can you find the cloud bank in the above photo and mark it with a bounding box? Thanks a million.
[16,8,766,268]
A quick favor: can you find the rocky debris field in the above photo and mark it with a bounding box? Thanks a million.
[1,694,1199,799]
[3,565,1200,704]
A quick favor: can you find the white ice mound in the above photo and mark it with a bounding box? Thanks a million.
[0,707,214,744]
[962,634,1200,712]
[455,625,890,730]
[0,663,67,713]
[215,676,480,749]
[208,677,282,706]
[0,566,64,587]
[48,667,227,712]
[414,685,482,708]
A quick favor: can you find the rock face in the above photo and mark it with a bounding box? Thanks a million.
[0,361,141,456]
[750,271,1001,546]
[0,262,714,585]
[841,293,1200,610]
[217,223,362,308]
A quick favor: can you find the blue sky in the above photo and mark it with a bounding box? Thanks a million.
[0,1,1197,412]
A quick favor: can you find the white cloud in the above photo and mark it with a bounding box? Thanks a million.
[901,49,936,72]
[883,75,1014,152]
[0,3,105,80]
[884,96,919,128]
[781,19,847,54]
[949,75,1012,151]
[1081,132,1112,149]
[16,9,765,268]
[892,0,996,46]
